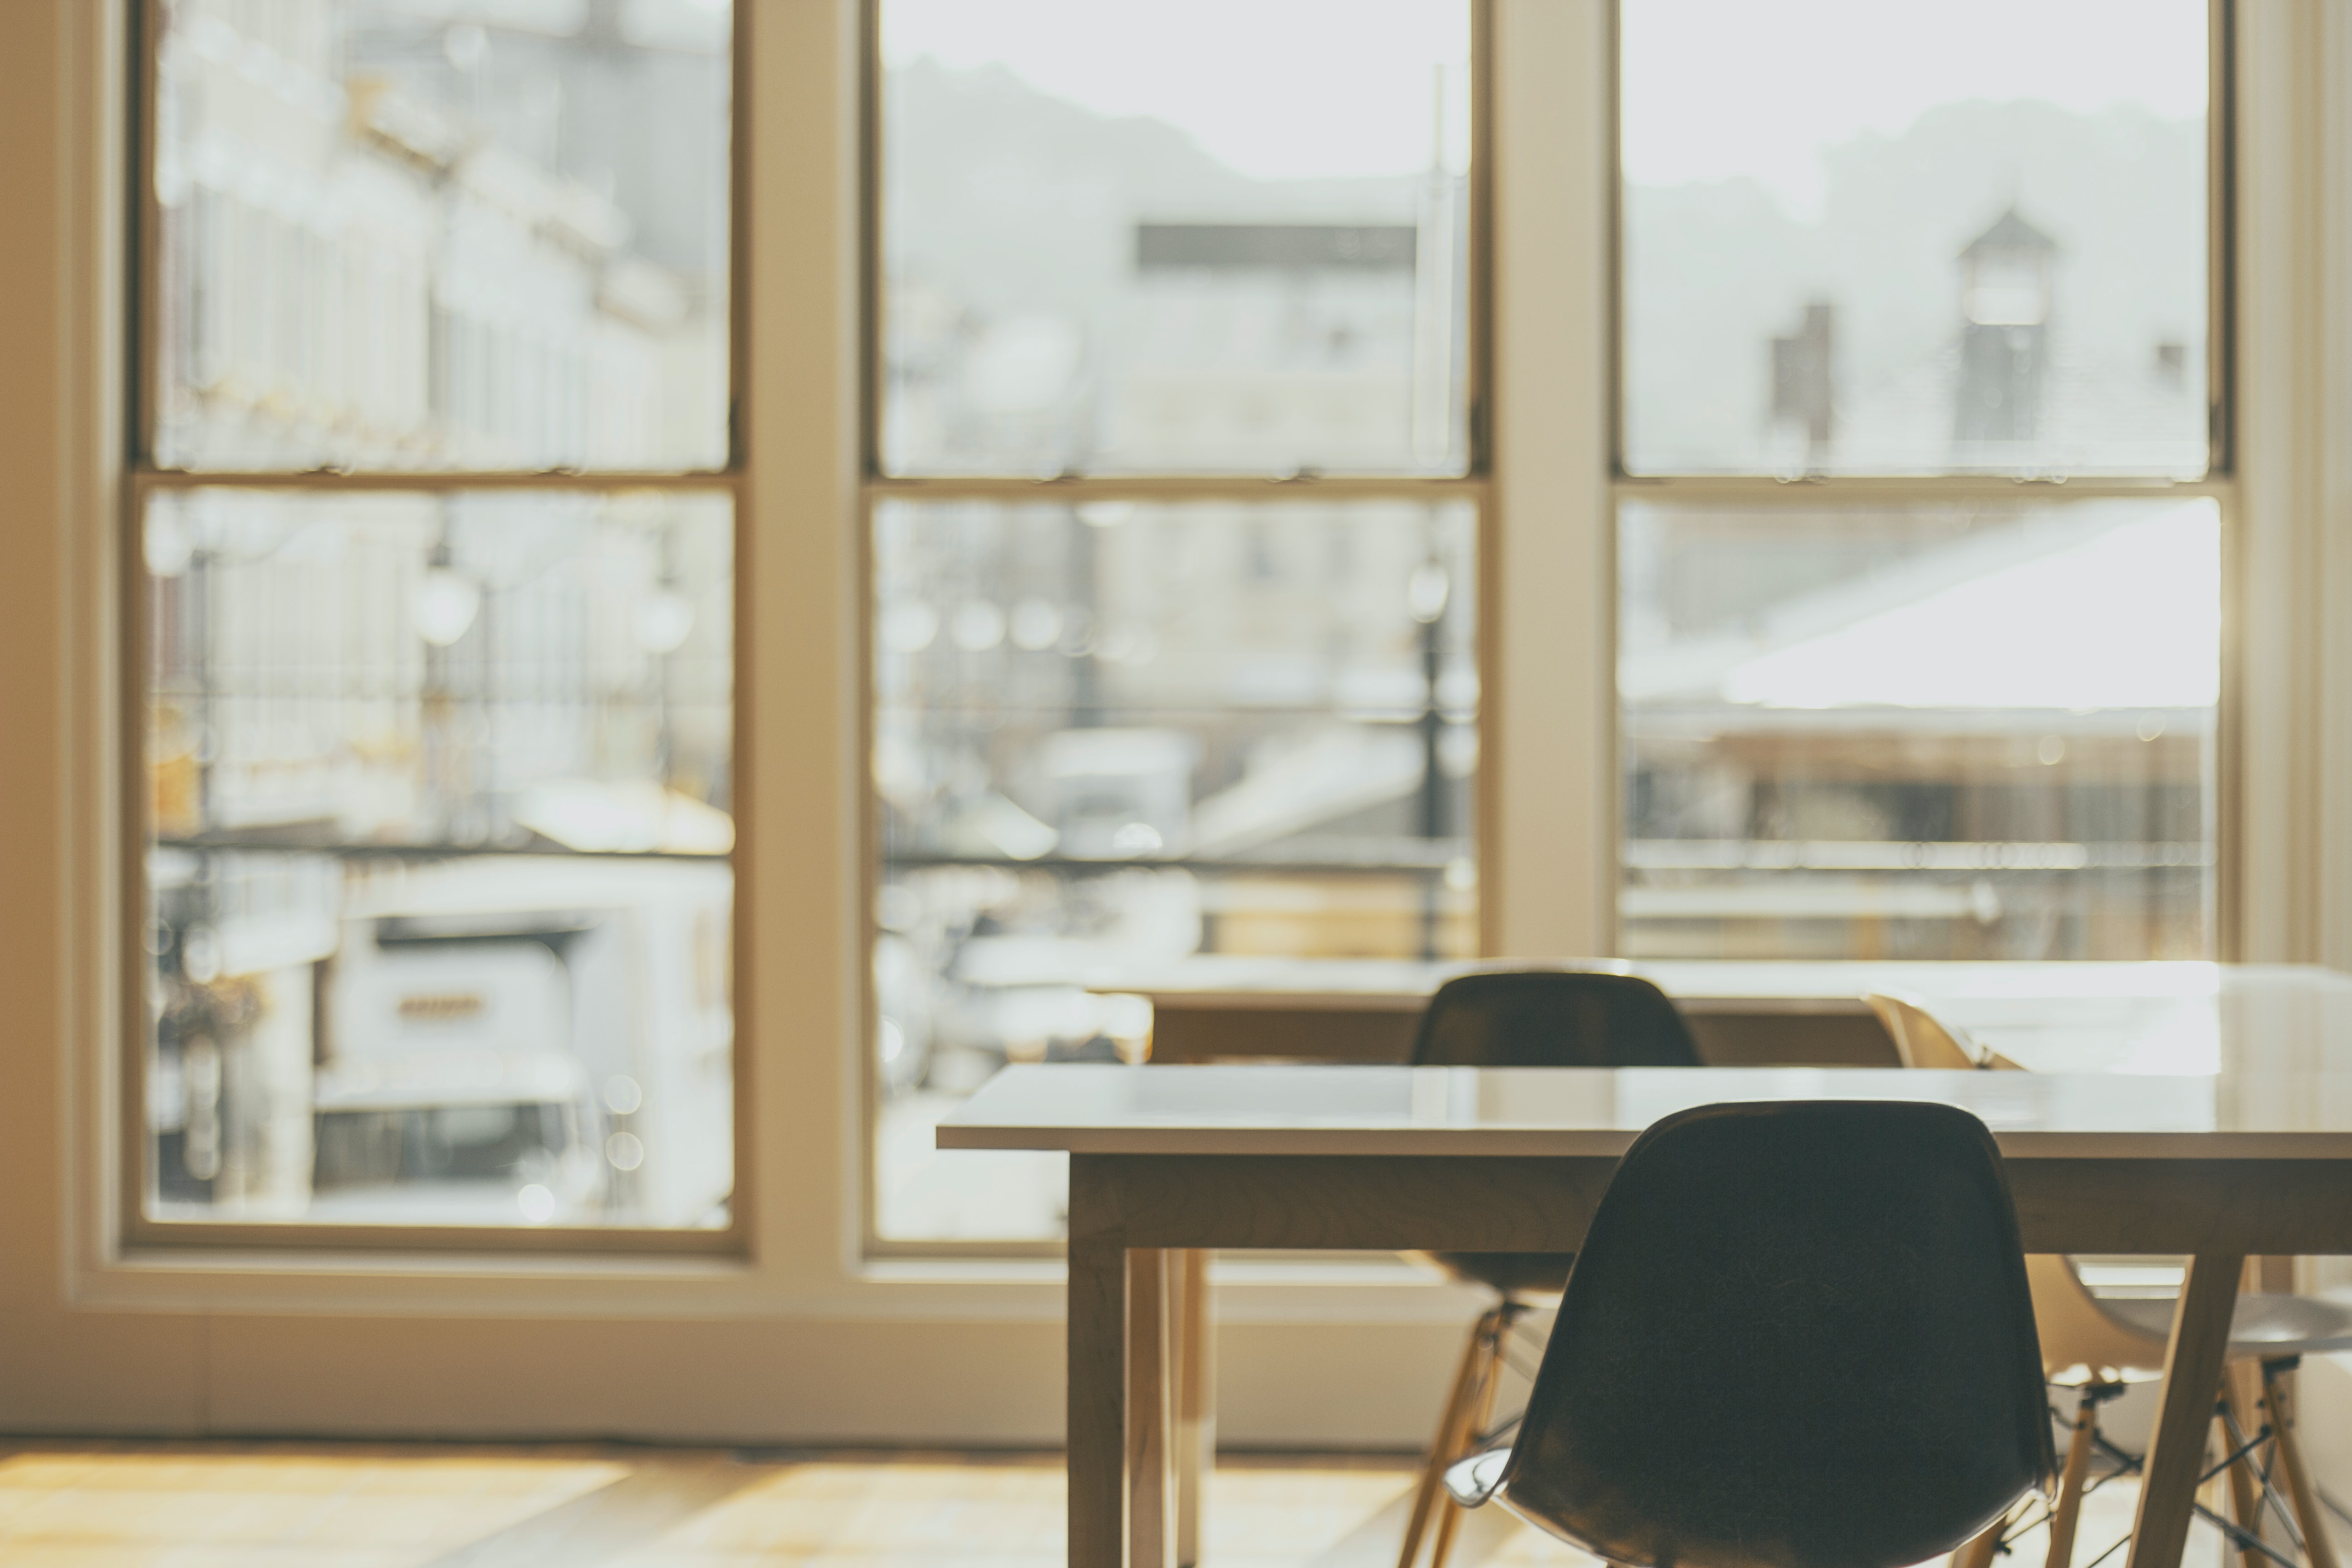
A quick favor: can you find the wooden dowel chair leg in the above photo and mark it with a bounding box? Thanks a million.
[1397,1309,1496,1568]
[2223,1362,2268,1568]
[1952,1515,2005,1568]
[1426,1311,1509,1568]
[2045,1387,2102,1568]
[2263,1361,2341,1568]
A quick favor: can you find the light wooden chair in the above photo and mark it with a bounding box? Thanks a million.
[1864,989,2021,1072]
[2023,1251,2352,1568]
[1866,990,2352,1568]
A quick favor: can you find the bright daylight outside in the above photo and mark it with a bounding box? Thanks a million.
[1618,0,2218,961]
[873,1,1475,1240]
[142,0,735,1228]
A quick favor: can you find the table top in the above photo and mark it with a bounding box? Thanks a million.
[937,1061,2352,1160]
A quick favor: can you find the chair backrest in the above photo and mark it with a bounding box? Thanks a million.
[1410,970,1702,1068]
[1872,995,2165,1377]
[1864,990,1982,1070]
[2024,1253,2169,1379]
[1497,1100,2051,1568]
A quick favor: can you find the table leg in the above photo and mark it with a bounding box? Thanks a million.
[1070,1204,1128,1568]
[2126,1252,2245,1568]
[1172,1249,1214,1568]
[1128,1250,1173,1568]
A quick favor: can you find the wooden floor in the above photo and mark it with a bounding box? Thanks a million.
[0,1440,2198,1568]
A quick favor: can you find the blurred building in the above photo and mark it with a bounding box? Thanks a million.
[1769,301,1835,468]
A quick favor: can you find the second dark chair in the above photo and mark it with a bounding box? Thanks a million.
[1396,969,1703,1568]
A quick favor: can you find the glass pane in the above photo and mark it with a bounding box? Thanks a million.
[152,0,731,472]
[1620,497,2216,959]
[872,499,1477,1240]
[144,488,734,1227]
[1620,0,2209,478]
[879,0,1472,478]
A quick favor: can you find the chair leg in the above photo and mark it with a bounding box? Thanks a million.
[2045,1387,2103,1568]
[1397,1308,1498,1568]
[2222,1362,2269,1568]
[2261,1361,2341,1568]
[1426,1309,1510,1568]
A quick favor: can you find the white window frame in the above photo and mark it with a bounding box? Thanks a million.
[1,0,2347,1448]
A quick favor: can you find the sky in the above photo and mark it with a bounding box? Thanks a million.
[1622,0,2209,216]
[882,0,1471,180]
[885,0,2204,210]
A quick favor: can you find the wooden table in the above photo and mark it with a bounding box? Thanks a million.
[1093,956,2241,1068]
[940,1028,2352,1568]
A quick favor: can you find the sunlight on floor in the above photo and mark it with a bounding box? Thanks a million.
[0,1450,627,1567]
[0,1444,2239,1568]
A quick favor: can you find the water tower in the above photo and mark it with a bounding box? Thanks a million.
[1953,206,2058,450]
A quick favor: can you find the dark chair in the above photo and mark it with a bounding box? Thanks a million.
[1396,970,1703,1568]
[1411,968,1703,1068]
[1446,1099,2053,1568]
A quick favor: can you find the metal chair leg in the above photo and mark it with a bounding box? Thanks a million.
[1397,1308,1498,1568]
[2263,1359,2341,1568]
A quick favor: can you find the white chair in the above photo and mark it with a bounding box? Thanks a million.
[1866,990,2352,1568]
[2027,1251,2352,1568]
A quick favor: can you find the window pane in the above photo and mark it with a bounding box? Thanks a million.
[1619,497,2215,959]
[1620,0,2208,478]
[879,0,1472,477]
[872,499,1477,1240]
[145,489,733,1227]
[152,0,731,472]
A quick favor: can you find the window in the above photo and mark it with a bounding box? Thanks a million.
[1616,0,2220,960]
[879,0,1472,479]
[1621,0,2211,480]
[134,0,737,1236]
[870,0,1480,1244]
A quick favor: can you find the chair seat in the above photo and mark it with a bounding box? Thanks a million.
[1426,1251,1573,1299]
[2101,1292,2352,1360]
